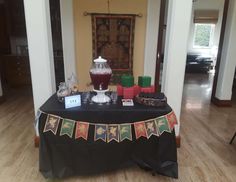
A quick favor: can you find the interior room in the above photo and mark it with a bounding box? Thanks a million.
[0,0,32,101]
[0,0,65,103]
[186,0,223,72]
[0,0,235,181]
[184,0,224,109]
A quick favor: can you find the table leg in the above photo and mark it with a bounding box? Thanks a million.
[229,132,236,144]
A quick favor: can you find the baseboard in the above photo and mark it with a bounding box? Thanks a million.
[35,135,39,148]
[176,136,181,148]
[211,97,232,107]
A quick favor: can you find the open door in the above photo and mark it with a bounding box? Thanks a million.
[155,0,168,92]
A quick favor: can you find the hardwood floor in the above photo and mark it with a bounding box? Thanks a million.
[0,74,236,182]
[180,73,236,182]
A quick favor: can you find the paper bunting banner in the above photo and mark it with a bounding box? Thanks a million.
[145,119,159,138]
[119,124,132,142]
[166,111,177,130]
[156,116,171,135]
[94,124,107,142]
[42,110,177,142]
[43,114,60,135]
[134,121,147,139]
[60,119,75,138]
[75,121,89,140]
[107,125,119,143]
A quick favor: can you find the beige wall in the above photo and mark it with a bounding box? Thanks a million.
[73,0,147,90]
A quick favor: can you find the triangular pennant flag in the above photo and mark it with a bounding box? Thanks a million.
[119,124,132,142]
[156,116,171,135]
[94,124,107,142]
[166,111,177,130]
[134,121,147,139]
[75,121,89,140]
[145,119,159,138]
[43,114,60,135]
[60,119,75,138]
[107,124,119,143]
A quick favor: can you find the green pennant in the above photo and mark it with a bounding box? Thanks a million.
[145,119,158,138]
[60,119,75,138]
[156,116,171,135]
[119,124,132,142]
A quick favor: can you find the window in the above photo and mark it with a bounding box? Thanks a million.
[193,23,215,48]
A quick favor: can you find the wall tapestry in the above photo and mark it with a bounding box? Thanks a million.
[92,14,136,84]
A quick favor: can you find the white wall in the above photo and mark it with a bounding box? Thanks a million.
[215,0,236,100]
[144,0,161,84]
[188,0,224,55]
[162,0,192,136]
[24,0,56,115]
[60,0,77,79]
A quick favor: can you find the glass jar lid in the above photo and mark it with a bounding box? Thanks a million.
[94,56,107,63]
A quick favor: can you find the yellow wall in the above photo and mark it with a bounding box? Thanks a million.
[73,0,147,90]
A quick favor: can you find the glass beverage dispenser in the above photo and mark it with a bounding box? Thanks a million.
[89,56,112,103]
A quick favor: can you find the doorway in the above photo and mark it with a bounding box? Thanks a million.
[0,0,65,103]
[0,0,32,101]
[183,0,226,106]
[155,0,230,107]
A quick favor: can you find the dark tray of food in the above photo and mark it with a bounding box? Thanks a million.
[135,92,167,107]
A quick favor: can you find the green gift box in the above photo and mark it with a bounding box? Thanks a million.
[138,76,151,87]
[121,75,134,87]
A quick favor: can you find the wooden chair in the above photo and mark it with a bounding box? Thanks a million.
[229,132,236,144]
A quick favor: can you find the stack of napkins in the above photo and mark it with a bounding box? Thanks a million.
[122,99,134,106]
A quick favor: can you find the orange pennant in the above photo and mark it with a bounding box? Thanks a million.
[75,121,89,140]
[134,121,147,139]
[166,111,177,130]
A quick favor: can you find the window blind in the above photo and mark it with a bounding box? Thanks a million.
[194,10,219,24]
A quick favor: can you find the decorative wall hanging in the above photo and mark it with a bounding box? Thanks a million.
[91,13,136,84]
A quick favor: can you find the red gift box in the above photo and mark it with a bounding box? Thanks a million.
[123,87,134,99]
[140,87,152,93]
[134,85,141,96]
[117,84,123,96]
[150,85,155,93]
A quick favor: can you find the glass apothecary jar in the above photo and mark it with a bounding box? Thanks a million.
[57,82,70,102]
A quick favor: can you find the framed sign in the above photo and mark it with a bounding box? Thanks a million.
[65,95,81,109]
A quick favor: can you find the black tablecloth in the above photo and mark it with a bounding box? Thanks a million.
[39,94,178,178]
